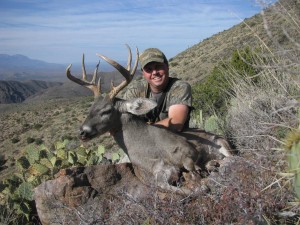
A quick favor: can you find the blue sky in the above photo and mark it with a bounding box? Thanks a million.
[0,0,274,65]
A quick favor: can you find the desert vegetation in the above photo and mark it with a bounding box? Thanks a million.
[0,0,300,224]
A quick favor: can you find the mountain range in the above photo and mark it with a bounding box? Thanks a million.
[0,54,66,81]
[0,54,119,82]
[0,53,141,103]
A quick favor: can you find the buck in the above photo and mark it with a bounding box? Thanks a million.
[66,45,233,195]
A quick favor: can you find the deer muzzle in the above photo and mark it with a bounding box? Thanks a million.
[79,125,95,141]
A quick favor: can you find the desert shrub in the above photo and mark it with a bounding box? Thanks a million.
[26,137,35,144]
[34,138,43,145]
[0,154,6,168]
[169,61,178,67]
[53,111,59,116]
[11,137,20,144]
[33,123,42,130]
[63,107,71,113]
[23,123,30,128]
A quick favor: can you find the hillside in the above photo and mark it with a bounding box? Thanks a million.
[0,80,62,104]
[169,0,299,83]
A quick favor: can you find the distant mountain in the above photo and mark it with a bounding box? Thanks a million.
[0,54,128,82]
[0,57,142,104]
[0,80,62,103]
[0,54,63,70]
[0,54,66,81]
[25,70,143,102]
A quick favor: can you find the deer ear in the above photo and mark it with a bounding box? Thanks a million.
[125,98,157,115]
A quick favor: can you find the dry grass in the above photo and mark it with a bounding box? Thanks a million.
[222,0,300,222]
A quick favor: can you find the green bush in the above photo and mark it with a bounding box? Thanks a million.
[192,65,230,117]
[192,46,262,117]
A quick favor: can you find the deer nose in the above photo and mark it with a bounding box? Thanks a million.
[79,130,86,137]
[79,129,90,141]
[79,125,92,140]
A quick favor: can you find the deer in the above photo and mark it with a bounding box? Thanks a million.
[66,45,233,195]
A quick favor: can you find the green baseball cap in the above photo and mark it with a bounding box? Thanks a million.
[139,48,168,69]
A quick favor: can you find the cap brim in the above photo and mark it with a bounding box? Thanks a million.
[140,57,165,69]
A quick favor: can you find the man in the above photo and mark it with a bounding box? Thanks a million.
[123,48,193,132]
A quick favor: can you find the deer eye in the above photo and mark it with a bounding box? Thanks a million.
[100,108,112,116]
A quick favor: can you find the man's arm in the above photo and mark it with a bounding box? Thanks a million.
[154,104,190,132]
[154,80,192,132]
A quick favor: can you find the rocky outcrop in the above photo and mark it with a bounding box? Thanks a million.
[0,80,62,103]
[34,163,155,225]
[34,162,204,225]
[34,156,273,225]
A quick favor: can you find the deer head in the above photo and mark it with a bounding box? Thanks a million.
[66,45,156,141]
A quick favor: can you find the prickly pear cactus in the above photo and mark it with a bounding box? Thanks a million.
[204,115,223,135]
[25,145,40,164]
[0,139,108,223]
[17,156,31,170]
[17,182,34,201]
[285,129,300,200]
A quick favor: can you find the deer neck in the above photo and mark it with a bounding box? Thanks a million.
[111,113,147,154]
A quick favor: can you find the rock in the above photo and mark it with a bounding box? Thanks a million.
[34,163,156,225]
[34,156,265,224]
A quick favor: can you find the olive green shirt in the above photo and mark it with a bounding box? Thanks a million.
[123,77,193,128]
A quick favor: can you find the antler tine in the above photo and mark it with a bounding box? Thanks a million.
[96,45,139,99]
[131,46,139,76]
[125,44,132,71]
[91,60,100,84]
[94,60,101,94]
[96,53,131,81]
[82,53,87,81]
[66,55,102,98]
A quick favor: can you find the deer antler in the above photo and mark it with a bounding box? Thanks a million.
[66,45,138,99]
[96,44,139,99]
[66,54,101,97]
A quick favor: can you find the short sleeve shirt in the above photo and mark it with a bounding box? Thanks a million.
[123,77,193,127]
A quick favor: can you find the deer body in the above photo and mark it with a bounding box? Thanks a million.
[80,96,199,193]
[67,45,232,194]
